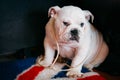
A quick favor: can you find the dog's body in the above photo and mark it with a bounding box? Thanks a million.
[38,6,109,77]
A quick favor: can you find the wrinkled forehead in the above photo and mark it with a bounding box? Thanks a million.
[58,6,85,22]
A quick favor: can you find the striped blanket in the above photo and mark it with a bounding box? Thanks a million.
[16,63,105,80]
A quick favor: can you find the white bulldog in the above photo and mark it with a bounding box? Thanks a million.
[37,6,109,77]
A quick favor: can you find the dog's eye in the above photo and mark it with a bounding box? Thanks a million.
[63,21,70,26]
[80,23,84,27]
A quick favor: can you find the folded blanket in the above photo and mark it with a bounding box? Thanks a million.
[16,62,105,80]
[0,57,105,80]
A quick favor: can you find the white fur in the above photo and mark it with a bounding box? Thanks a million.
[37,5,109,77]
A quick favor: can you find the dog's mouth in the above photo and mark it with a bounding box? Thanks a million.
[58,36,79,45]
[69,35,79,42]
[57,31,80,44]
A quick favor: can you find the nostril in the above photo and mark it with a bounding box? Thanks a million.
[70,29,78,36]
[70,29,79,42]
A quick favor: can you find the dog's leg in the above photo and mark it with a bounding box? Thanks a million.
[66,47,89,78]
[38,37,55,67]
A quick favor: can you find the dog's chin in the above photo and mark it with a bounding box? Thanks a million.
[58,39,79,46]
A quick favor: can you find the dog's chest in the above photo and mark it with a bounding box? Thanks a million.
[59,45,75,59]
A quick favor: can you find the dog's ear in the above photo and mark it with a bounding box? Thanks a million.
[48,6,61,17]
[83,10,94,23]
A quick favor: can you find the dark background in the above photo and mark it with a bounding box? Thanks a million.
[0,0,120,76]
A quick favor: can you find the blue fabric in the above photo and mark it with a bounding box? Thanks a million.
[53,60,90,78]
[0,58,36,80]
[0,58,90,80]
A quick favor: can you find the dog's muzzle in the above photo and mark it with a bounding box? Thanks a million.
[69,29,79,42]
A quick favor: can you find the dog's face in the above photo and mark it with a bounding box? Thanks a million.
[48,6,94,44]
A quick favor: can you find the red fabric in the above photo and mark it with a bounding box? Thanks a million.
[17,66,44,80]
[77,75,106,80]
[17,65,105,80]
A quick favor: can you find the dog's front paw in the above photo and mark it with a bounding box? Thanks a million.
[66,69,83,78]
[36,57,51,67]
[39,60,51,67]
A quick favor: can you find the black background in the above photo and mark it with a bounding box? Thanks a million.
[0,0,120,75]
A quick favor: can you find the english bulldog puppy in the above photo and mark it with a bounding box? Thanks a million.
[37,5,109,77]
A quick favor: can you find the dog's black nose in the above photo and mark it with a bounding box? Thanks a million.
[70,29,79,42]
[70,29,78,36]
